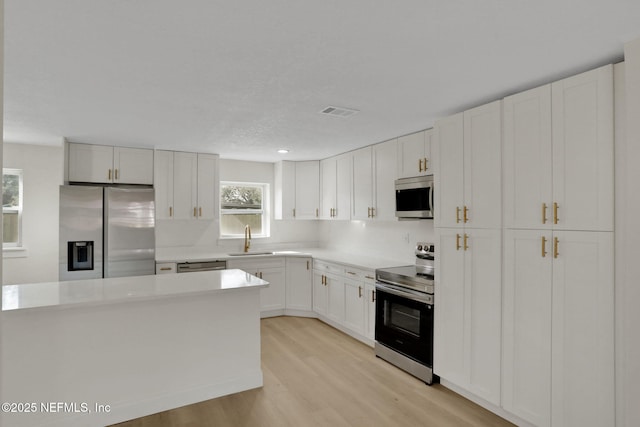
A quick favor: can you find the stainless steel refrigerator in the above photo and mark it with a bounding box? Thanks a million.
[59,186,155,281]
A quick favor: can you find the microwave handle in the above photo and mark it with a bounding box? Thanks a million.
[430,184,435,214]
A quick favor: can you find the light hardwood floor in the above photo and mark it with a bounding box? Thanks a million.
[112,316,514,427]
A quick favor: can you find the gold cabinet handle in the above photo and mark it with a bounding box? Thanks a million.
[553,202,559,225]
[542,203,548,224]
[160,267,172,271]
[463,206,469,223]
[169,206,173,217]
[456,207,461,223]
[293,208,296,218]
[108,169,112,180]
[365,275,374,280]
[463,233,469,251]
[115,169,119,180]
[199,207,202,217]
[456,233,461,251]
[371,207,375,218]
[424,157,428,170]
[193,207,197,217]
[358,286,363,298]
[541,236,547,258]
[347,271,356,276]
[306,260,310,270]
[316,208,319,218]
[371,290,376,303]
[554,237,559,258]
[418,158,423,172]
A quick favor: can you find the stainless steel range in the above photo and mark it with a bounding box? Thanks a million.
[374,243,437,385]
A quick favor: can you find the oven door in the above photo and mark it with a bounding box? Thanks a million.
[375,282,434,367]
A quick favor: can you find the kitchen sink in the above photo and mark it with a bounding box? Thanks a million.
[227,251,274,256]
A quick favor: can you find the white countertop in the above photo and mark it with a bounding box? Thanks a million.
[1,269,268,312]
[155,247,409,271]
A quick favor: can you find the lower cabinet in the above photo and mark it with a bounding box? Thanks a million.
[227,257,286,314]
[365,282,376,340]
[502,229,614,427]
[344,277,365,335]
[285,257,313,311]
[434,227,502,406]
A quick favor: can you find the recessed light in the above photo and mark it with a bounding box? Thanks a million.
[277,149,289,154]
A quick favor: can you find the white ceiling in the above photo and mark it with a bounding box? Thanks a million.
[4,0,640,162]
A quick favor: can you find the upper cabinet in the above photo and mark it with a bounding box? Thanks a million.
[503,64,613,231]
[67,143,154,185]
[274,160,319,220]
[434,101,502,229]
[397,130,432,178]
[351,139,398,221]
[320,154,351,220]
[154,150,219,221]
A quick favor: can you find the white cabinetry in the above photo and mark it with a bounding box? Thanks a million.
[365,282,376,340]
[285,257,313,312]
[434,101,502,229]
[154,150,218,221]
[352,140,398,221]
[320,154,351,220]
[503,65,613,231]
[274,161,320,220]
[68,143,153,185]
[227,257,286,316]
[434,227,502,406]
[397,130,432,178]
[502,230,614,427]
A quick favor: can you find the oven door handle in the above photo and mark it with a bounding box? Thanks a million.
[375,282,432,304]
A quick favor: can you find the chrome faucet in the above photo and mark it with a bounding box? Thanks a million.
[244,224,251,252]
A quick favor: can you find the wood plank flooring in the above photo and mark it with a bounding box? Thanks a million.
[112,316,514,427]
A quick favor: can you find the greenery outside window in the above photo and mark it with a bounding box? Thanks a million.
[3,169,24,248]
[220,182,269,238]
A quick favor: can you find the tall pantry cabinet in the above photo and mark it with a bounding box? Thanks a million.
[433,100,503,406]
[501,64,614,427]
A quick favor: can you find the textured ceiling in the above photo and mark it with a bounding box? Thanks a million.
[4,0,640,162]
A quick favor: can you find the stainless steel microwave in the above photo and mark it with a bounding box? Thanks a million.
[395,175,434,219]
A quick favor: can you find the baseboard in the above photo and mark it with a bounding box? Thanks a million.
[315,314,374,348]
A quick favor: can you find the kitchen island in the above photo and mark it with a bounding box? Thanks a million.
[1,270,268,427]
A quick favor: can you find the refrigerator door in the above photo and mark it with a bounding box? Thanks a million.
[104,187,156,278]
[59,186,103,280]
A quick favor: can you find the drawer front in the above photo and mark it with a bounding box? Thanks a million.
[343,266,374,281]
[313,259,344,275]
[227,257,285,271]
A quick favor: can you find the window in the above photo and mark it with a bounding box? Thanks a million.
[3,169,23,248]
[220,182,269,238]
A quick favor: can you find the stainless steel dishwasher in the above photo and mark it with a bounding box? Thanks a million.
[176,260,227,273]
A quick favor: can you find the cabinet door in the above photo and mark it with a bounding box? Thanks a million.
[173,152,198,220]
[397,131,426,178]
[285,257,312,311]
[274,161,295,220]
[464,100,502,229]
[114,147,154,185]
[313,271,328,315]
[365,282,376,340]
[259,267,286,312]
[434,113,464,228]
[320,157,337,219]
[551,231,614,427]
[465,228,502,405]
[552,65,614,232]
[295,161,319,219]
[502,229,552,427]
[434,228,466,384]
[154,150,174,220]
[335,153,351,220]
[68,143,114,183]
[352,147,373,220]
[373,139,398,220]
[344,278,365,335]
[503,85,553,229]
[326,273,345,324]
[197,153,218,220]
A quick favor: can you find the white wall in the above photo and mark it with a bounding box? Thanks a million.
[318,219,435,265]
[2,143,64,284]
[155,159,320,252]
[617,38,640,427]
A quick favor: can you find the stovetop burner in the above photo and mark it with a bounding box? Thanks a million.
[375,265,434,294]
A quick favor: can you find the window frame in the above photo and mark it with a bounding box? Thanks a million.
[3,168,24,249]
[219,181,270,239]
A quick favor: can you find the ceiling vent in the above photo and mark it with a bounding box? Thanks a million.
[320,106,359,118]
